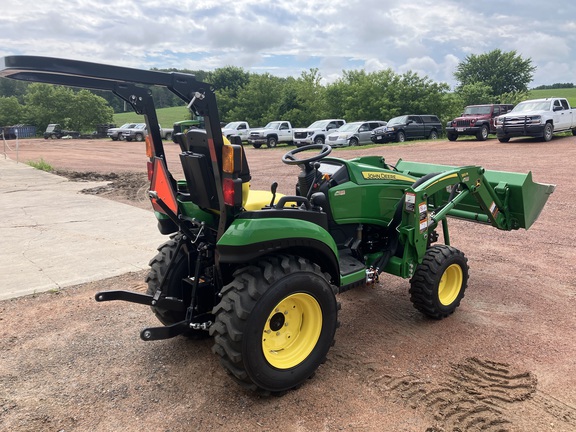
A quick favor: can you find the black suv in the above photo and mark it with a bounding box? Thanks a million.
[371,115,442,143]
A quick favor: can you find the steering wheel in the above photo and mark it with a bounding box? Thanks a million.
[281,144,332,166]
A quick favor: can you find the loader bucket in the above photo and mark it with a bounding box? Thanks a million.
[395,160,555,230]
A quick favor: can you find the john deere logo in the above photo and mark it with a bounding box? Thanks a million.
[362,172,413,182]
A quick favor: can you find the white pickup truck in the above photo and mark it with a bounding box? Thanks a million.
[221,121,250,141]
[293,119,346,147]
[247,121,293,148]
[495,97,576,142]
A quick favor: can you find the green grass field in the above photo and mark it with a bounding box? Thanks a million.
[529,88,576,106]
[113,106,191,128]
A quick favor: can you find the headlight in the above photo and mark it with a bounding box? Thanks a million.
[528,115,542,124]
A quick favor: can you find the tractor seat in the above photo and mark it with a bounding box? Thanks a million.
[175,130,280,211]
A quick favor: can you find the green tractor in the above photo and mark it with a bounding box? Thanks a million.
[172,117,205,144]
[0,56,555,394]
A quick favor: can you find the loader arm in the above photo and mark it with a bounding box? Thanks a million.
[388,162,555,278]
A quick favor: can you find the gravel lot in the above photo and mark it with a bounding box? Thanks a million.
[1,135,575,432]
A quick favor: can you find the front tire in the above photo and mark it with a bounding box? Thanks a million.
[543,122,553,142]
[266,136,278,148]
[409,245,468,319]
[498,136,510,143]
[476,124,489,141]
[210,255,339,394]
[429,130,438,140]
[396,131,406,142]
[447,133,458,141]
[349,137,359,146]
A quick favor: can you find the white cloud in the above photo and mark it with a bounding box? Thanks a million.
[0,0,574,87]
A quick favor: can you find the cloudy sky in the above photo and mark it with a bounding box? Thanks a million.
[1,0,574,89]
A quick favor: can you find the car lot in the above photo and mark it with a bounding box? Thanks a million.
[1,135,575,431]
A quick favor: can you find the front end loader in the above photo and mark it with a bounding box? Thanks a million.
[0,55,555,394]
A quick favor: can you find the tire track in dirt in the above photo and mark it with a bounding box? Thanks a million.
[330,351,576,431]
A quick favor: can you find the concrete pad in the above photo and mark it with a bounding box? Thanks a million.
[0,157,166,300]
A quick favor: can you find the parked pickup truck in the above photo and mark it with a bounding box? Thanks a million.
[293,119,346,147]
[371,115,441,143]
[447,104,514,141]
[247,120,293,148]
[106,123,137,141]
[122,123,173,142]
[221,121,250,141]
[43,123,80,139]
[495,98,576,142]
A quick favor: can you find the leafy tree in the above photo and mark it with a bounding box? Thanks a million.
[22,83,112,132]
[532,83,574,90]
[68,89,114,131]
[211,66,250,121]
[325,69,452,124]
[0,78,29,103]
[270,69,329,127]
[454,82,495,106]
[454,49,535,96]
[325,69,396,122]
[226,73,286,126]
[0,96,24,126]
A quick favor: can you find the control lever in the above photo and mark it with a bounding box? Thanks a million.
[269,182,278,207]
[306,163,322,199]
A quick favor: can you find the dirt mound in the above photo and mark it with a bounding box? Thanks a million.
[55,169,151,209]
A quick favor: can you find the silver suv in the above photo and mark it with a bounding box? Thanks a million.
[326,120,387,147]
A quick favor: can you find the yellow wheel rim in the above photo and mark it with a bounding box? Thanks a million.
[262,293,322,369]
[438,264,463,306]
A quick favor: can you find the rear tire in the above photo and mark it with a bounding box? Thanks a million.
[210,255,339,394]
[145,235,210,339]
[409,245,468,319]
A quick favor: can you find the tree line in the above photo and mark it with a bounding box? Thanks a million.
[0,49,538,133]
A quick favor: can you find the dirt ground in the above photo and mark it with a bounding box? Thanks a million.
[1,135,575,432]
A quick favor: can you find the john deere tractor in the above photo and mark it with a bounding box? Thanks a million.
[0,56,555,394]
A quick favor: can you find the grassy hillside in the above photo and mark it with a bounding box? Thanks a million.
[529,88,576,106]
[113,106,190,128]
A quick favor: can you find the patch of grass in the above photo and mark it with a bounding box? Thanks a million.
[27,158,54,172]
[113,106,190,128]
[529,88,576,107]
